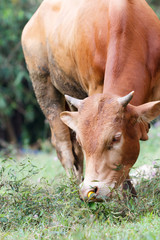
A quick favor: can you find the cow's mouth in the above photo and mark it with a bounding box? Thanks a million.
[79,181,115,202]
[87,188,114,202]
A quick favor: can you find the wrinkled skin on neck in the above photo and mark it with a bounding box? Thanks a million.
[60,93,160,201]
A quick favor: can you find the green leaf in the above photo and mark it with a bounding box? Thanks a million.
[0,97,7,109]
[0,217,8,223]
[88,202,97,210]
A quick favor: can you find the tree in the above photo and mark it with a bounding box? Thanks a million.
[0,0,46,145]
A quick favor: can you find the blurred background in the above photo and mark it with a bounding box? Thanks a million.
[0,0,160,150]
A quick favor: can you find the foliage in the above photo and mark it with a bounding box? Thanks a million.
[0,125,160,240]
[148,0,160,5]
[0,154,160,239]
[0,0,45,144]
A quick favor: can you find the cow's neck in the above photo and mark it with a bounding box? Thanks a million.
[101,0,160,106]
[102,31,160,106]
[103,57,160,106]
[103,68,150,106]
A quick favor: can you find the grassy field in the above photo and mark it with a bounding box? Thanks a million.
[0,126,160,240]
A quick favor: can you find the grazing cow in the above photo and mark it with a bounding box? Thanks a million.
[21,0,160,201]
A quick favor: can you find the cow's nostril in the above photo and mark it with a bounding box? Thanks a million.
[94,186,98,194]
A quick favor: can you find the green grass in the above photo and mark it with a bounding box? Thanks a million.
[0,126,160,239]
[135,126,160,167]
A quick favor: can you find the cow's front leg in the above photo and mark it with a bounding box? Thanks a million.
[49,111,84,180]
[30,72,83,180]
[122,175,137,199]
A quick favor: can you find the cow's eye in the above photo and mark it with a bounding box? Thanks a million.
[113,132,122,143]
[106,132,122,150]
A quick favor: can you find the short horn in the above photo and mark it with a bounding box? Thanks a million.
[118,91,134,107]
[65,95,83,109]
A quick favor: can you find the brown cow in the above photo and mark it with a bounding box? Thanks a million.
[21,0,160,201]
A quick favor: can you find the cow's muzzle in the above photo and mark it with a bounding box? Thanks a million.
[79,181,115,202]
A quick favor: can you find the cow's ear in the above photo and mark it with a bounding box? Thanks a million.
[136,101,160,122]
[60,111,78,132]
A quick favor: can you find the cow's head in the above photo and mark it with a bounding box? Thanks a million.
[60,92,160,201]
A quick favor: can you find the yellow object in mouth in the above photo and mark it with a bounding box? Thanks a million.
[87,191,95,199]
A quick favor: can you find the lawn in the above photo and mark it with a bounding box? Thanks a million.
[0,126,160,240]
